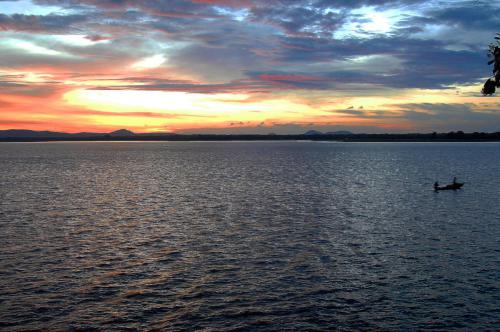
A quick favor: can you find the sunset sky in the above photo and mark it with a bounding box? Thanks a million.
[0,0,499,134]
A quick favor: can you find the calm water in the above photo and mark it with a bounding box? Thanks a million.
[0,141,499,331]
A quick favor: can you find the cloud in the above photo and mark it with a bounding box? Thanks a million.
[1,0,498,133]
[429,3,500,31]
[399,102,500,118]
[87,77,273,94]
[249,4,347,37]
[350,102,500,132]
[398,103,500,132]
[0,99,12,107]
[85,34,111,42]
[60,109,212,118]
[275,36,486,88]
[0,13,86,33]
[0,81,62,97]
[331,108,366,116]
[0,119,46,127]
[5,0,491,91]
[35,0,223,18]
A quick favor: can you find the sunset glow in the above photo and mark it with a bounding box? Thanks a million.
[0,0,499,133]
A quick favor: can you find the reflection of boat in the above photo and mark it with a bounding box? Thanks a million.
[435,183,464,191]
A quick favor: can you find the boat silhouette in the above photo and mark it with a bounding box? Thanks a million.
[434,182,464,191]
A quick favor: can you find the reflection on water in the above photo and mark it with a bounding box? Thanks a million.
[0,142,499,330]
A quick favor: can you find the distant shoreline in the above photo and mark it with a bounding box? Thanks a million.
[1,133,500,142]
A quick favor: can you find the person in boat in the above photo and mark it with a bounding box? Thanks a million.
[453,177,457,185]
[434,181,439,190]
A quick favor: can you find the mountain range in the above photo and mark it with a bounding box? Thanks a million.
[1,129,499,142]
[0,129,353,138]
[0,129,173,138]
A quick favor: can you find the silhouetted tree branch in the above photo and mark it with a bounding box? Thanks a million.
[482,33,500,95]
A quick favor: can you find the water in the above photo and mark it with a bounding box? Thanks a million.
[0,141,499,331]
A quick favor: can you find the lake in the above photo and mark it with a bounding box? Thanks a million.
[0,141,499,330]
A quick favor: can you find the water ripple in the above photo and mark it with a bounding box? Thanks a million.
[1,141,499,330]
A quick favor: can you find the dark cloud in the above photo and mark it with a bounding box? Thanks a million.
[246,71,332,89]
[249,4,347,37]
[331,108,366,116]
[428,3,500,31]
[170,43,264,81]
[35,0,222,18]
[0,13,86,32]
[0,82,62,97]
[274,36,486,88]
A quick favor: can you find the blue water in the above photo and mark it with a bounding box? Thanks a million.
[0,141,499,330]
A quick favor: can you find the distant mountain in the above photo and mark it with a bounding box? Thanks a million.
[0,130,70,138]
[303,130,323,135]
[0,129,181,139]
[0,129,135,138]
[324,131,353,136]
[109,129,135,136]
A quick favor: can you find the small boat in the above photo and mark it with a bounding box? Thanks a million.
[434,182,464,191]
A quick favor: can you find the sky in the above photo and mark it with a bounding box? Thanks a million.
[0,0,499,134]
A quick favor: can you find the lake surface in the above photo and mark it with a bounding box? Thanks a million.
[0,141,499,331]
